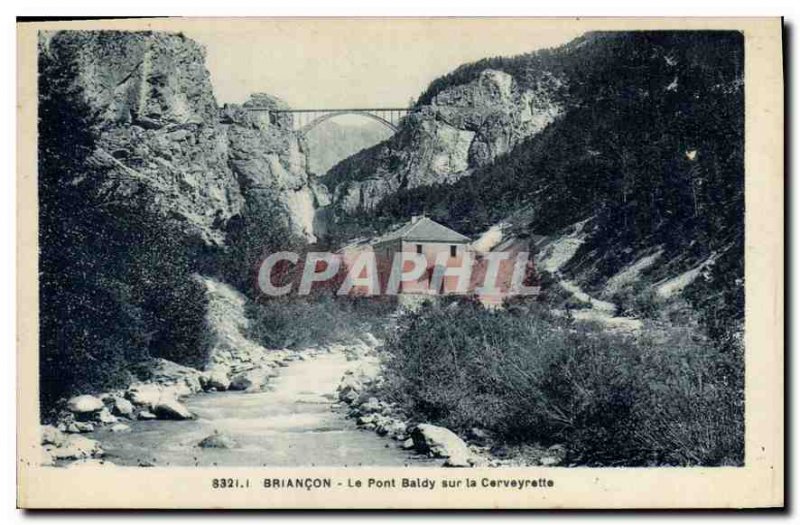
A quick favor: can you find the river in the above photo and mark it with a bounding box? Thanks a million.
[92,351,435,467]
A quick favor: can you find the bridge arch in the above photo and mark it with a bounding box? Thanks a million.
[250,107,411,136]
[241,107,412,175]
[299,110,399,136]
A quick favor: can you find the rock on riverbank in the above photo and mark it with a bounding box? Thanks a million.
[41,344,323,467]
[333,334,570,468]
[334,336,484,468]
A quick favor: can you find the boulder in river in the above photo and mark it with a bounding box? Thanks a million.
[229,368,269,392]
[202,365,231,391]
[381,419,408,440]
[126,383,163,408]
[95,407,118,425]
[67,394,105,416]
[66,422,95,434]
[144,358,204,393]
[137,410,157,420]
[111,396,135,417]
[337,375,363,404]
[359,397,382,414]
[161,382,193,400]
[49,435,104,460]
[198,432,238,449]
[340,389,359,404]
[109,423,131,433]
[41,425,66,446]
[152,398,194,420]
[357,414,376,426]
[410,424,473,461]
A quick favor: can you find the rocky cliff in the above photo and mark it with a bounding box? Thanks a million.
[223,94,329,242]
[38,31,324,245]
[323,69,561,214]
[39,30,244,245]
[38,30,322,410]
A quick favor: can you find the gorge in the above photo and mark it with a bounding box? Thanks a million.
[37,28,745,467]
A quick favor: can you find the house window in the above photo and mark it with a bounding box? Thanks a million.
[416,244,423,254]
[450,245,457,257]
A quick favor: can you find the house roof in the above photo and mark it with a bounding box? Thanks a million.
[375,216,470,244]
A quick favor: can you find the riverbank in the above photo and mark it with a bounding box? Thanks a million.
[336,341,567,468]
[40,340,439,468]
[371,299,743,467]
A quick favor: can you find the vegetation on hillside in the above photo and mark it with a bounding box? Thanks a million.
[383,299,743,466]
[38,46,214,412]
[327,31,745,344]
[246,295,396,350]
[325,32,745,467]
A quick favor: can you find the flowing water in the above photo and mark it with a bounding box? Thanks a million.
[92,351,435,467]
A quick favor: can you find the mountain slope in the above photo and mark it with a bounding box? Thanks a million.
[322,67,562,213]
[323,31,744,340]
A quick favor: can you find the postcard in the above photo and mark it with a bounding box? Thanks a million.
[17,16,783,509]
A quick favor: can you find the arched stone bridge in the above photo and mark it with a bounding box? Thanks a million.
[244,107,412,136]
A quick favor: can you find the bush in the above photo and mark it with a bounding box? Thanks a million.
[382,301,743,466]
[609,281,661,319]
[246,295,396,349]
[535,271,572,308]
[38,202,215,415]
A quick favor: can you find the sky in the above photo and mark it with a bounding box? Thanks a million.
[185,19,584,108]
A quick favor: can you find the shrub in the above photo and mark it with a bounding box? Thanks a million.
[382,301,743,466]
[609,281,661,319]
[531,271,573,308]
[246,295,396,349]
[38,202,215,416]
[563,297,592,311]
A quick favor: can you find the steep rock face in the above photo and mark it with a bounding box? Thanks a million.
[429,69,561,168]
[325,69,561,214]
[38,31,323,409]
[222,95,327,242]
[40,30,244,245]
[40,31,324,248]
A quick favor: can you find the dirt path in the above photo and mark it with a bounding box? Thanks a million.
[559,279,643,332]
[92,350,435,467]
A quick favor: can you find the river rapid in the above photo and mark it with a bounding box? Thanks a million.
[92,351,435,467]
